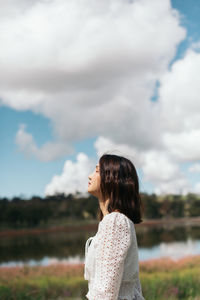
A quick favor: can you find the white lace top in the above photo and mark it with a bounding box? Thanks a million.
[84,211,145,300]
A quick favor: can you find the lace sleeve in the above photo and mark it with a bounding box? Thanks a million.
[91,212,131,300]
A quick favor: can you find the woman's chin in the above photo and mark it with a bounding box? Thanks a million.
[87,188,95,196]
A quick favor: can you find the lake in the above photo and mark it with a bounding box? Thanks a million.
[0,221,200,267]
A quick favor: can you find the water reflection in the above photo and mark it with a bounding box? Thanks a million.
[139,239,200,261]
[0,225,200,267]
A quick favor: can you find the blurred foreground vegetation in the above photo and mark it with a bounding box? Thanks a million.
[0,192,200,229]
[0,255,199,300]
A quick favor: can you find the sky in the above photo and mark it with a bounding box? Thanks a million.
[1,0,200,199]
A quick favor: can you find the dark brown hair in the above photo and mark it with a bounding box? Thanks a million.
[98,153,143,224]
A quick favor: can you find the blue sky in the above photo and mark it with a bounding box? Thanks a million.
[1,0,200,199]
[171,0,200,61]
[0,106,97,198]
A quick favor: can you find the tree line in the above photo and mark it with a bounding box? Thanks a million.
[0,192,199,229]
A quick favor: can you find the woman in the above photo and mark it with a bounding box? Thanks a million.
[84,153,145,300]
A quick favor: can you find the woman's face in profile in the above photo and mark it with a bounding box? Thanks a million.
[88,163,101,197]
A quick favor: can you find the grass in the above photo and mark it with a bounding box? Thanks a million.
[0,255,200,299]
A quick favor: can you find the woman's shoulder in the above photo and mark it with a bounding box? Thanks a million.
[102,211,130,221]
[100,211,132,228]
[97,211,133,248]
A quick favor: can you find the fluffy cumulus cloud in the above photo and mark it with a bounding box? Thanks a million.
[0,0,185,147]
[141,151,189,195]
[15,123,74,161]
[0,0,199,194]
[94,136,144,167]
[45,152,95,196]
[160,49,200,162]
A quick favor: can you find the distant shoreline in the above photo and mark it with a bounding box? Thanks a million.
[0,254,200,269]
[0,216,200,238]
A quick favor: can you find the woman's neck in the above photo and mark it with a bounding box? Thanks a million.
[98,198,109,217]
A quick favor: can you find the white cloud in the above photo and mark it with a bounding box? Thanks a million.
[142,151,179,182]
[15,123,74,161]
[0,0,37,19]
[159,49,200,162]
[0,0,185,152]
[141,150,189,194]
[154,178,189,195]
[163,130,200,162]
[94,135,143,167]
[44,152,95,196]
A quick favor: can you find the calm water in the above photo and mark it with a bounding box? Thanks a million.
[0,224,200,267]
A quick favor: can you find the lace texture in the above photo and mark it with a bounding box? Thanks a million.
[84,212,145,300]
